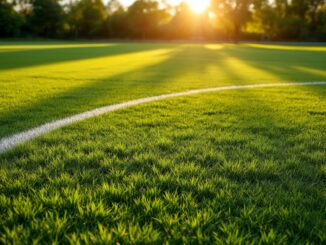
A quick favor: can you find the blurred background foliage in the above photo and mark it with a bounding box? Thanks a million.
[0,0,326,41]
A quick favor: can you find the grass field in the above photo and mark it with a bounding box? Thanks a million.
[0,42,325,244]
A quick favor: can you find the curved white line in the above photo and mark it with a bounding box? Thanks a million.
[1,82,325,154]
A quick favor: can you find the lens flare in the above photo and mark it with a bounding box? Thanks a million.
[185,0,210,13]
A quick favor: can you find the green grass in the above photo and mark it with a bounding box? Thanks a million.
[0,42,326,244]
[1,42,326,137]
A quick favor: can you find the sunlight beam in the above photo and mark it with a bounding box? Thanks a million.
[184,0,210,13]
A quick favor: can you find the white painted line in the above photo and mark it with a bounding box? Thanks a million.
[1,82,325,154]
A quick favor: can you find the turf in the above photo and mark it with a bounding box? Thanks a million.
[1,42,326,137]
[0,42,326,244]
[1,87,325,244]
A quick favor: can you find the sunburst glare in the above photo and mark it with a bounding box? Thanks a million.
[184,0,210,13]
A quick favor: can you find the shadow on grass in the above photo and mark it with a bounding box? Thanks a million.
[1,44,326,137]
[222,45,326,96]
[0,44,325,243]
[0,42,169,71]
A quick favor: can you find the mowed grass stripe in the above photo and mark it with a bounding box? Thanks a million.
[1,82,325,154]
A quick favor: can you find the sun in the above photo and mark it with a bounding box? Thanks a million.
[184,0,210,14]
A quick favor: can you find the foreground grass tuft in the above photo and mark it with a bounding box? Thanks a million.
[0,87,325,244]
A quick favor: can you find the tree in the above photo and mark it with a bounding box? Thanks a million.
[29,0,65,37]
[315,3,326,40]
[105,0,128,38]
[212,0,253,42]
[165,3,201,39]
[1,0,326,41]
[126,0,170,38]
[0,0,22,37]
[68,0,106,38]
[107,0,123,15]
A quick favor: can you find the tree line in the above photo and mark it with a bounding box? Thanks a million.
[1,0,326,41]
